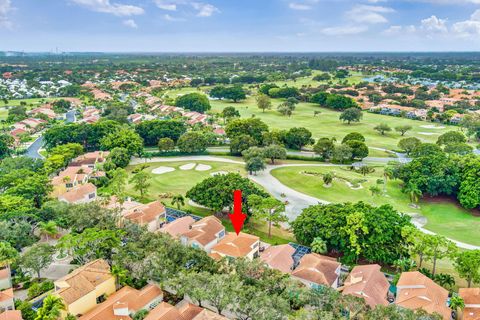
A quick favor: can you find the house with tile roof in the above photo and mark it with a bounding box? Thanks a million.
[0,310,22,320]
[144,301,227,320]
[210,232,260,260]
[260,244,295,274]
[180,216,226,253]
[395,271,450,320]
[79,284,163,320]
[291,253,341,289]
[0,267,14,314]
[58,182,97,204]
[70,151,110,169]
[159,216,196,238]
[0,268,11,291]
[341,264,390,308]
[459,288,480,320]
[54,259,116,318]
[122,201,167,232]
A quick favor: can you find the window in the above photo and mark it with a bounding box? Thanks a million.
[218,230,225,239]
[88,193,96,199]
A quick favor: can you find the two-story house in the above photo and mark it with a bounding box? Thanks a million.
[210,232,260,260]
[54,259,116,318]
[58,183,97,204]
[122,201,166,232]
[291,253,341,289]
[180,216,226,253]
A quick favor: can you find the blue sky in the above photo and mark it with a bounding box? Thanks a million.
[1,0,480,52]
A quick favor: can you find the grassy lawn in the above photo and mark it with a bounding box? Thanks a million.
[123,160,293,245]
[0,97,69,120]
[270,165,480,246]
[420,200,480,246]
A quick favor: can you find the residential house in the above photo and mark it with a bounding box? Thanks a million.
[341,264,390,308]
[144,301,227,320]
[159,216,196,238]
[291,253,341,289]
[51,166,95,195]
[450,113,465,124]
[395,271,450,320]
[54,259,116,318]
[459,288,480,320]
[58,183,97,204]
[29,105,56,119]
[180,216,225,253]
[70,151,110,169]
[123,201,167,232]
[79,284,163,320]
[210,232,260,260]
[260,244,295,273]
[0,310,22,320]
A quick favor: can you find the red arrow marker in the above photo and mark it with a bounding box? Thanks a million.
[229,190,247,235]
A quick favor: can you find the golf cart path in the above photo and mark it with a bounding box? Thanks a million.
[132,155,478,250]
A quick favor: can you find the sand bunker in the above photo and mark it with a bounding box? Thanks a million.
[195,164,212,171]
[418,132,437,136]
[180,163,196,170]
[152,166,175,174]
[420,125,445,129]
[210,171,227,176]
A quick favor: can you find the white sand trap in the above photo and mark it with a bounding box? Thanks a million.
[418,132,437,136]
[210,171,227,176]
[420,125,445,129]
[152,166,175,174]
[195,164,212,171]
[180,163,196,170]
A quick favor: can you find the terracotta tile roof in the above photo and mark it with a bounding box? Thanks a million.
[460,288,480,320]
[123,201,166,225]
[71,151,109,167]
[52,166,93,186]
[159,216,195,238]
[0,310,22,320]
[291,253,340,287]
[211,232,259,258]
[79,284,162,320]
[145,302,227,320]
[0,288,14,303]
[182,216,224,246]
[55,259,112,305]
[341,264,389,307]
[260,244,295,273]
[396,271,450,320]
[58,183,96,203]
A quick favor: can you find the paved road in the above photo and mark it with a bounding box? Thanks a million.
[25,110,76,159]
[131,155,478,249]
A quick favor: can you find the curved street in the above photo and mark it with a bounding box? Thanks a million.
[131,155,479,250]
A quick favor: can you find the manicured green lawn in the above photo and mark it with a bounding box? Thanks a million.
[209,98,454,150]
[271,165,416,213]
[0,97,68,120]
[124,160,246,202]
[420,200,480,246]
[271,165,480,246]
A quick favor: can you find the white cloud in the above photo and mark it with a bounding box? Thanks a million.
[383,24,416,35]
[421,15,448,33]
[164,13,185,21]
[71,0,144,16]
[191,2,219,17]
[346,5,394,24]
[122,19,137,28]
[452,9,480,37]
[320,25,368,36]
[155,0,219,17]
[289,3,312,10]
[0,0,13,29]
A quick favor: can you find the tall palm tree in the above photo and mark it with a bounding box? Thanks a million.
[171,194,185,210]
[35,295,66,320]
[383,167,394,194]
[38,221,58,241]
[404,183,422,205]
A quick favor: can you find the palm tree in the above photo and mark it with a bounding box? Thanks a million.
[434,273,456,289]
[393,257,417,272]
[171,194,185,210]
[383,167,394,194]
[322,173,333,187]
[404,183,422,205]
[35,295,65,320]
[38,221,58,241]
[311,237,328,254]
